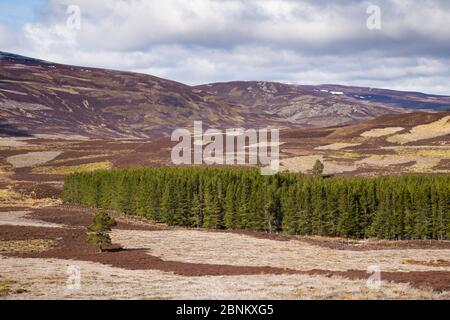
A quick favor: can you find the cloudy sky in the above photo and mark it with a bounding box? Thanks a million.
[0,0,449,94]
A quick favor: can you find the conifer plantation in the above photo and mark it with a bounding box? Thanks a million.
[62,167,450,240]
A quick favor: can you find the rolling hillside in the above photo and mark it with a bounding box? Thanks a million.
[196,81,450,127]
[2,51,450,139]
[0,52,283,138]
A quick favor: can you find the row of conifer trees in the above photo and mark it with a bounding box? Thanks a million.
[62,167,450,240]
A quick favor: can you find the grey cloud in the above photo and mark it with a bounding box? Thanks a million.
[0,0,449,94]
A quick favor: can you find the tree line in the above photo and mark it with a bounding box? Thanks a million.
[62,167,450,240]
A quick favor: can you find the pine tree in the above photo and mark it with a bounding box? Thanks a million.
[64,167,450,240]
[223,184,236,229]
[190,193,203,228]
[160,182,177,225]
[312,160,324,178]
[203,183,221,229]
[86,211,117,252]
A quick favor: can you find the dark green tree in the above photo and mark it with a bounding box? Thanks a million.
[312,160,324,178]
[86,211,117,252]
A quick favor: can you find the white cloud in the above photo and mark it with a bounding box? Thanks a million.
[1,0,450,94]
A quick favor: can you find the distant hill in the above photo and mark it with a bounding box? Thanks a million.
[196,82,450,127]
[1,51,450,138]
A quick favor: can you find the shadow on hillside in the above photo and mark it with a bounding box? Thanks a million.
[0,119,32,137]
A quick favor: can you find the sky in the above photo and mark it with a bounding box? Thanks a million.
[0,0,449,95]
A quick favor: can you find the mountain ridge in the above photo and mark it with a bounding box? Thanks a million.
[1,51,450,139]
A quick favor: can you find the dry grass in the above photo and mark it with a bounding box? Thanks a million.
[387,116,450,144]
[1,210,450,300]
[1,256,447,300]
[280,155,357,174]
[7,151,62,168]
[0,239,55,254]
[51,154,110,164]
[315,143,361,151]
[393,147,450,159]
[0,277,26,297]
[33,134,90,141]
[0,192,61,208]
[0,279,17,297]
[356,155,442,172]
[112,229,450,273]
[361,127,404,138]
[32,161,112,175]
[402,260,450,267]
[0,138,33,147]
[0,164,13,174]
[332,152,362,159]
[0,189,18,199]
[0,210,62,227]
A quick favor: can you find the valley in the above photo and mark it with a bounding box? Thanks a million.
[1,52,450,300]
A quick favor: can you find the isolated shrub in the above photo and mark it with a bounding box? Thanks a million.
[86,211,117,252]
[312,160,324,178]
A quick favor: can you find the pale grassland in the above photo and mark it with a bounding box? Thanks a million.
[0,146,51,152]
[0,137,34,147]
[7,151,62,168]
[332,151,362,159]
[32,161,112,175]
[51,154,110,164]
[33,134,90,141]
[0,164,12,175]
[315,143,361,151]
[0,190,60,208]
[112,229,450,273]
[1,256,447,300]
[390,147,450,159]
[0,279,20,297]
[387,116,450,144]
[46,86,79,94]
[280,155,357,174]
[0,239,55,254]
[0,189,18,199]
[0,210,61,228]
[402,260,450,267]
[1,212,450,299]
[361,127,404,138]
[356,155,442,171]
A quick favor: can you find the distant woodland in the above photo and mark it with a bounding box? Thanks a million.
[63,167,450,240]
